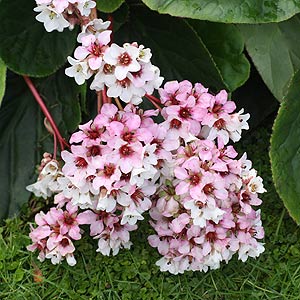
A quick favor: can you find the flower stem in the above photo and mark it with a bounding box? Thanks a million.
[145,94,162,104]
[97,91,102,113]
[23,76,69,150]
[145,94,162,110]
[114,97,123,111]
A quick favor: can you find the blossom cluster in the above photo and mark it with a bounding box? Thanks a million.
[34,0,96,32]
[28,103,165,262]
[65,18,163,105]
[27,79,266,273]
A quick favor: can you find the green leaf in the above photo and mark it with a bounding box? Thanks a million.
[0,74,39,220]
[240,15,300,101]
[36,70,82,134]
[0,70,81,220]
[0,0,77,77]
[96,0,124,13]
[188,21,250,91]
[115,7,227,91]
[0,58,6,106]
[141,0,300,23]
[270,71,300,224]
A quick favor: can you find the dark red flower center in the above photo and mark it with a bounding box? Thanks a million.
[212,103,223,114]
[87,145,101,157]
[203,183,214,195]
[119,145,133,157]
[103,63,114,74]
[179,107,191,119]
[214,118,226,130]
[63,212,75,225]
[122,131,135,142]
[118,78,130,88]
[190,174,201,186]
[206,231,217,242]
[104,164,116,177]
[90,43,103,57]
[170,119,182,129]
[75,157,88,168]
[61,238,70,248]
[118,52,132,66]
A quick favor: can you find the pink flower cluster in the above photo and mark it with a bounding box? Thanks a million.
[147,80,265,274]
[34,0,96,32]
[27,80,265,273]
[27,202,93,265]
[65,19,163,104]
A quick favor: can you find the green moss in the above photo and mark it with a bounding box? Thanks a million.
[1,121,300,299]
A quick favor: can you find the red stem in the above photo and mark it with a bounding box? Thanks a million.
[145,94,162,110]
[108,14,113,45]
[23,76,69,150]
[102,87,108,104]
[145,94,161,104]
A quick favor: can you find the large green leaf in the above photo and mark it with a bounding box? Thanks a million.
[0,0,77,77]
[270,71,300,224]
[96,0,124,13]
[0,71,81,220]
[36,70,82,135]
[0,58,6,106]
[141,0,300,23]
[115,7,228,91]
[189,21,250,91]
[240,15,300,101]
[0,74,39,220]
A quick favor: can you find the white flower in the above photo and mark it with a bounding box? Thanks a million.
[121,208,144,225]
[34,5,69,32]
[65,57,93,85]
[104,43,141,80]
[76,0,96,16]
[77,18,110,42]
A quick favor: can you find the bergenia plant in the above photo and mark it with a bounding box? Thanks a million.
[25,0,266,274]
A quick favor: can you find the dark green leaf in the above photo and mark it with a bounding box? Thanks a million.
[37,70,82,134]
[115,7,227,91]
[0,74,39,220]
[0,70,81,220]
[188,21,250,91]
[0,58,6,106]
[270,71,300,224]
[0,0,77,77]
[96,0,124,13]
[141,0,300,23]
[240,15,300,101]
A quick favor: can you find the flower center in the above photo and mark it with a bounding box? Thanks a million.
[87,145,101,157]
[118,78,130,88]
[122,131,134,142]
[190,174,201,186]
[212,103,223,114]
[170,119,182,129]
[103,63,114,74]
[88,129,100,139]
[60,238,70,248]
[179,107,191,119]
[119,145,133,157]
[103,164,116,177]
[63,212,75,225]
[205,231,217,242]
[75,157,88,168]
[118,52,132,66]
[214,118,226,130]
[90,43,104,57]
[203,183,214,195]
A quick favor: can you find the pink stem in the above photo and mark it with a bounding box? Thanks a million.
[145,94,162,104]
[23,76,69,150]
[145,94,162,110]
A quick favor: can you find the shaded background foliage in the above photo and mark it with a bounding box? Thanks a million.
[0,0,299,225]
